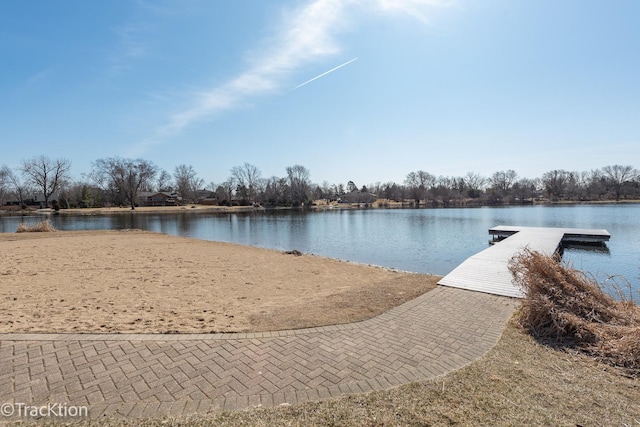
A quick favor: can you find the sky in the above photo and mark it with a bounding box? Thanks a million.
[1,0,639,188]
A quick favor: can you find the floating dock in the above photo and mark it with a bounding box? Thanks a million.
[437,226,611,298]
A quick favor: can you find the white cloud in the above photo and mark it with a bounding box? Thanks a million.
[157,0,348,136]
[374,0,455,22]
[141,0,455,148]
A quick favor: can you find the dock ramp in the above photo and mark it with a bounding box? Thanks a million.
[437,226,610,298]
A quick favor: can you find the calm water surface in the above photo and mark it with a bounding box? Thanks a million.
[2,204,639,294]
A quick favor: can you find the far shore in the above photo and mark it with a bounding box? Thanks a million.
[1,204,261,216]
[1,198,639,217]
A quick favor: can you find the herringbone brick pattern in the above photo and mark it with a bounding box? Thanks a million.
[0,287,517,419]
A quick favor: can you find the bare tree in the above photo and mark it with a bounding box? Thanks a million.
[404,170,435,204]
[286,165,311,206]
[260,176,285,207]
[541,169,570,201]
[156,169,173,192]
[206,181,217,192]
[83,169,117,207]
[582,169,606,200]
[319,180,332,200]
[564,171,580,200]
[216,178,236,206]
[490,170,518,194]
[512,177,538,201]
[369,182,383,196]
[21,156,71,208]
[92,157,157,210]
[463,172,487,198]
[433,175,456,205]
[380,182,403,201]
[231,163,261,203]
[601,165,639,201]
[174,164,203,204]
[0,166,10,207]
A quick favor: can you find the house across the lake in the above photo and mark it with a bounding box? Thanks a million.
[338,190,378,204]
[192,189,218,205]
[137,192,181,207]
[3,193,60,209]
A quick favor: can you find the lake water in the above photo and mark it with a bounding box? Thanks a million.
[2,204,639,295]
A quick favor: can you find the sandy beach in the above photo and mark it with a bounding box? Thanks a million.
[0,230,438,333]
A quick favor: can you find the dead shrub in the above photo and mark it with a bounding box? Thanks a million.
[16,219,57,233]
[509,248,640,375]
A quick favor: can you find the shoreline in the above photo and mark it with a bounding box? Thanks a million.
[1,199,639,217]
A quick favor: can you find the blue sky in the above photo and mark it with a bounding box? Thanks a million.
[1,0,639,187]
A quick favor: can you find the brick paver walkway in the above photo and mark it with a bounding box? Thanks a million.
[0,287,517,420]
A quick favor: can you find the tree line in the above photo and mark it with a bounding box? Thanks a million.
[1,156,639,210]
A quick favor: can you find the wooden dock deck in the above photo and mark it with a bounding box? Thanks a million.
[437,226,611,298]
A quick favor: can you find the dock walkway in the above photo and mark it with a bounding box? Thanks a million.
[438,226,610,298]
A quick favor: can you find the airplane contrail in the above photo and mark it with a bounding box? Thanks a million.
[291,57,359,91]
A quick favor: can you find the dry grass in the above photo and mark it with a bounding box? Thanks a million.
[248,274,432,331]
[24,323,640,427]
[15,219,57,233]
[509,247,640,376]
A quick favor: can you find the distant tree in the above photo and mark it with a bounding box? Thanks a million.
[490,170,518,195]
[512,178,538,201]
[206,181,217,192]
[156,169,173,192]
[382,182,403,201]
[369,182,383,195]
[231,163,261,203]
[83,169,118,207]
[92,157,157,210]
[216,178,236,206]
[405,170,435,204]
[541,169,570,201]
[259,176,288,207]
[433,175,457,205]
[55,181,80,208]
[277,177,291,205]
[463,172,487,198]
[580,169,605,200]
[317,181,332,200]
[404,172,420,203]
[0,166,9,207]
[80,184,95,208]
[287,165,311,206]
[452,176,466,198]
[601,165,639,201]
[312,185,323,201]
[235,184,250,204]
[214,186,226,204]
[564,171,581,200]
[174,164,203,204]
[21,156,71,208]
